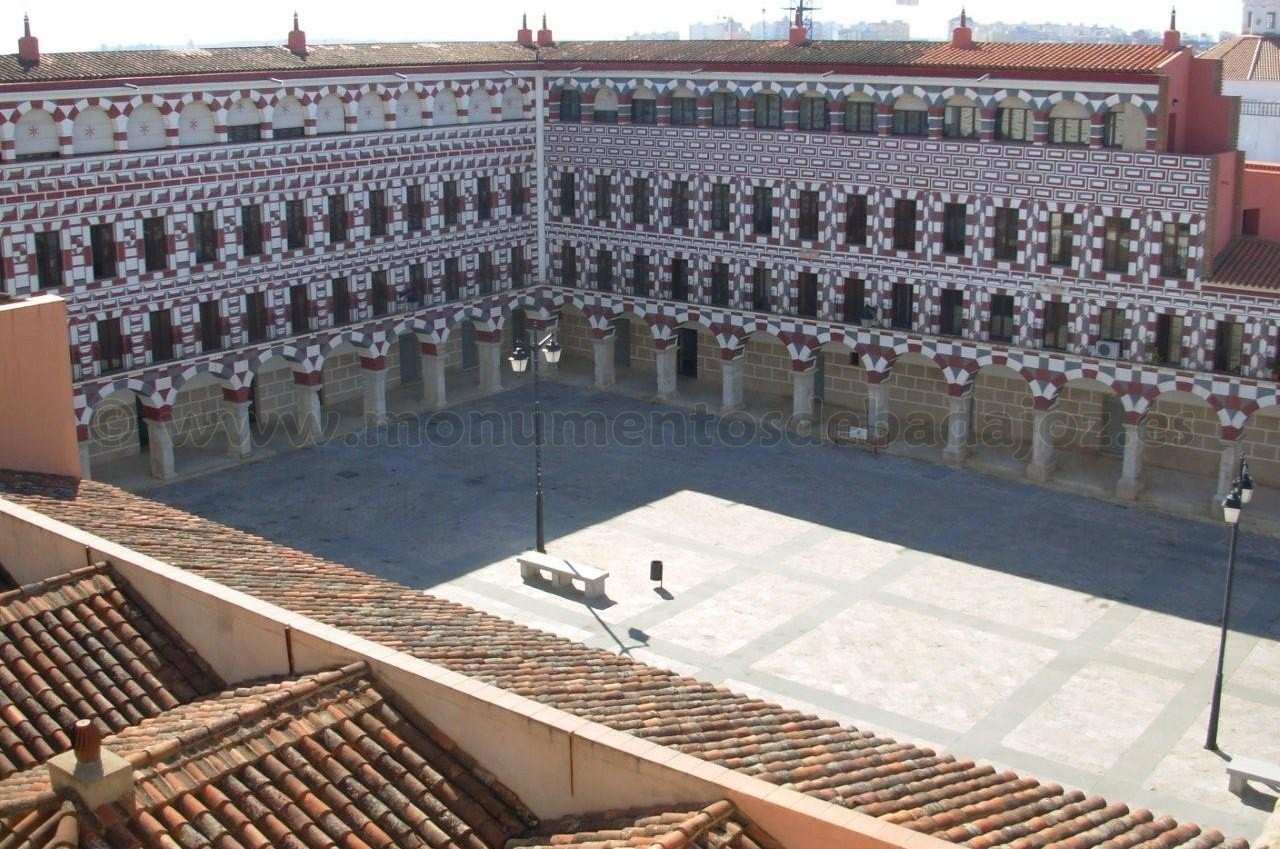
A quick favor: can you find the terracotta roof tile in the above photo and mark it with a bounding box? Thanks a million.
[0,42,542,83]
[0,38,1176,85]
[0,662,538,848]
[0,562,224,780]
[0,473,1252,849]
[1208,237,1280,290]
[544,39,1176,73]
[1202,35,1280,81]
[508,800,780,849]
[0,799,79,849]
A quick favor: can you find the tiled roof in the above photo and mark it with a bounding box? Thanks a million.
[0,42,542,83]
[544,39,1177,73]
[1201,35,1280,81]
[0,662,540,848]
[509,800,778,849]
[0,473,1251,849]
[0,799,79,849]
[1208,237,1280,290]
[0,562,223,780]
[0,38,1177,84]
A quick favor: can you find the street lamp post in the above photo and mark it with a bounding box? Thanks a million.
[508,331,562,554]
[1204,454,1253,751]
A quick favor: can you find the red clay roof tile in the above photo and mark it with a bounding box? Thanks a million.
[0,562,223,780]
[0,38,1177,85]
[1208,237,1280,291]
[1202,35,1280,82]
[0,662,540,848]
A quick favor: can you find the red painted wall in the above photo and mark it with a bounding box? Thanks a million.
[1242,163,1280,242]
[1210,151,1244,261]
[1184,57,1239,155]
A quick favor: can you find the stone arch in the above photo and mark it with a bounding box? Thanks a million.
[170,369,233,452]
[397,90,425,128]
[432,89,459,126]
[314,93,346,135]
[970,362,1036,464]
[85,385,147,468]
[126,102,167,150]
[994,95,1034,141]
[1105,101,1146,151]
[591,86,619,113]
[177,101,215,146]
[14,108,59,158]
[272,94,306,133]
[355,90,386,131]
[72,106,113,154]
[225,97,261,132]
[885,351,951,450]
[500,85,526,120]
[1054,375,1125,457]
[467,88,495,124]
[1143,388,1225,491]
[1049,99,1090,119]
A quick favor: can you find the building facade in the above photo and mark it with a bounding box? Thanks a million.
[1206,1,1280,163]
[1,16,1278,517]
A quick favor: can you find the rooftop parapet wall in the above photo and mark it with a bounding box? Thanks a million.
[0,296,81,477]
[0,493,955,849]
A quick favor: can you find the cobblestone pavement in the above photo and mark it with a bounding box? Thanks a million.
[151,382,1280,841]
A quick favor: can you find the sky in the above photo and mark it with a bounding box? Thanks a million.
[15,0,1243,51]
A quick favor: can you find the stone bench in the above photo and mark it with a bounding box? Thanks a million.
[518,551,609,599]
[1227,756,1280,795]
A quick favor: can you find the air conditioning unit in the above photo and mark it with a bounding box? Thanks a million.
[1096,340,1122,360]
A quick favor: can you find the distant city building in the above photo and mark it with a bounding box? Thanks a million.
[749,18,838,40]
[837,20,911,40]
[688,18,749,40]
[627,31,680,41]
[949,17,1220,50]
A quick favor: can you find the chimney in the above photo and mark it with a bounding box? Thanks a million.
[517,13,534,47]
[536,14,554,47]
[952,7,975,49]
[17,14,39,66]
[287,12,307,58]
[1163,7,1181,50]
[48,720,135,810]
[788,5,808,46]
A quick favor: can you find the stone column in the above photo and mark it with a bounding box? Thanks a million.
[223,389,253,460]
[866,380,890,444]
[1115,420,1146,501]
[419,346,447,409]
[361,362,388,426]
[1214,439,1241,516]
[1026,408,1056,483]
[293,374,324,444]
[943,393,973,468]
[78,441,93,481]
[477,341,503,394]
[593,335,617,390]
[144,411,176,481]
[721,353,745,412]
[792,366,816,423]
[655,344,678,401]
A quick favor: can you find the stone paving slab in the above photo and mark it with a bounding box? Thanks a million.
[147,383,1280,841]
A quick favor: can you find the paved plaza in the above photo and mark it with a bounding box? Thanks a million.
[148,382,1280,840]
